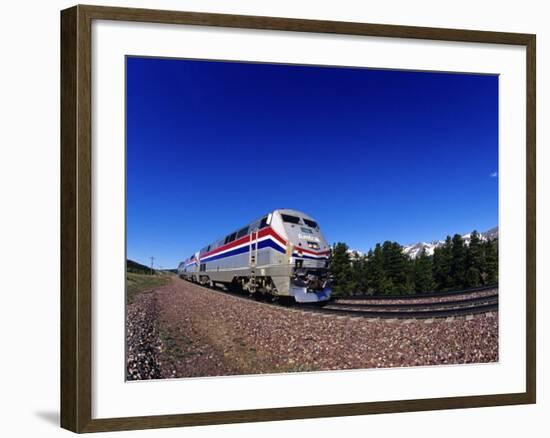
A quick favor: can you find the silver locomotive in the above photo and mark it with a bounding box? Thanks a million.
[177,209,331,303]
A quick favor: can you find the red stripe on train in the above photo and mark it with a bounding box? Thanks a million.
[200,227,287,260]
[293,247,330,256]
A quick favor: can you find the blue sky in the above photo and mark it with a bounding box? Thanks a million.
[126,57,498,269]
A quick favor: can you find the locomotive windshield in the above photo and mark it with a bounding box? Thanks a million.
[303,218,318,229]
[281,214,301,224]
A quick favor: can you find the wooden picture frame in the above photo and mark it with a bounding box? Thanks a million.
[61,4,536,433]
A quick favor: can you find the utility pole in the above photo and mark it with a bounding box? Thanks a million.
[150,256,155,275]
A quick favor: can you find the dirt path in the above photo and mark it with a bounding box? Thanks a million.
[137,276,499,379]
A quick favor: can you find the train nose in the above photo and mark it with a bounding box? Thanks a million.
[293,270,326,290]
[307,274,323,290]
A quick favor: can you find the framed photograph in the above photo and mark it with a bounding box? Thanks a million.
[60,4,536,433]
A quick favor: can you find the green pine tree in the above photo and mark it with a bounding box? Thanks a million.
[352,254,369,295]
[330,242,352,296]
[465,267,481,287]
[484,238,499,284]
[433,236,453,290]
[364,249,375,294]
[413,249,436,293]
[465,231,484,287]
[379,276,394,295]
[368,243,389,295]
[451,234,467,288]
[381,241,411,294]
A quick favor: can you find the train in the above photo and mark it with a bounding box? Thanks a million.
[177,209,332,303]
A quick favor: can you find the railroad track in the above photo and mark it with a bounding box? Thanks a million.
[333,293,498,309]
[301,302,498,319]
[178,278,499,320]
[305,289,499,319]
[333,284,498,300]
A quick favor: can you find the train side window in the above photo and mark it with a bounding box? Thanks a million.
[225,232,237,244]
[236,226,249,238]
[259,216,268,229]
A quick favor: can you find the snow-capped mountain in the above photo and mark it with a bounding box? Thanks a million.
[402,241,438,259]
[343,227,498,260]
[402,226,499,259]
[347,249,364,260]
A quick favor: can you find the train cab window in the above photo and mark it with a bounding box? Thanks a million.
[236,226,249,238]
[259,216,268,229]
[303,219,318,229]
[281,214,301,224]
[225,232,237,244]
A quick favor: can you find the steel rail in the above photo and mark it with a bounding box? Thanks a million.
[300,302,499,319]
[332,284,499,300]
[332,293,498,309]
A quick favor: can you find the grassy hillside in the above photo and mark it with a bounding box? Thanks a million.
[126,259,173,304]
[127,259,154,274]
[126,272,171,305]
[160,268,178,274]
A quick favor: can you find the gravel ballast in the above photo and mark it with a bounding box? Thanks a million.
[126,277,499,379]
[126,292,163,380]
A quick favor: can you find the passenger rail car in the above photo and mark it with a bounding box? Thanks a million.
[177,209,331,303]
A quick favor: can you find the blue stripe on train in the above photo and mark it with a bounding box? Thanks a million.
[200,238,285,263]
